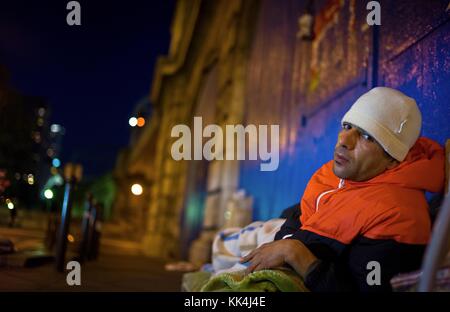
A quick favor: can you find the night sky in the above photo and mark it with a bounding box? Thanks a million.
[0,0,175,178]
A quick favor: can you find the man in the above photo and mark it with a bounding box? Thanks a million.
[241,87,445,291]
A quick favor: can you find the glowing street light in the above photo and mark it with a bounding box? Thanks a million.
[6,198,14,210]
[6,198,14,209]
[137,117,145,127]
[131,183,143,196]
[129,117,138,127]
[44,189,54,199]
[67,234,75,243]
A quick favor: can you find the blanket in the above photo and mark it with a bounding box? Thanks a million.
[212,219,285,274]
[200,268,309,292]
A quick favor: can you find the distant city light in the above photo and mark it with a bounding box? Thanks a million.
[50,124,61,133]
[44,189,54,199]
[37,118,44,127]
[27,174,35,185]
[52,158,61,168]
[47,148,55,157]
[67,234,75,243]
[33,132,41,143]
[131,183,143,196]
[129,117,138,127]
[7,202,14,210]
[38,107,46,117]
[137,117,146,127]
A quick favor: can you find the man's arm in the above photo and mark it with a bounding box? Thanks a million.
[245,229,425,291]
[274,203,302,240]
[301,236,425,292]
[345,237,426,292]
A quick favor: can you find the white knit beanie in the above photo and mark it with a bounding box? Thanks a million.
[341,87,422,162]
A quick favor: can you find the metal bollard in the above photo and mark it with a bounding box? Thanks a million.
[55,178,75,272]
[55,163,82,272]
[44,213,59,251]
[87,203,103,261]
[78,194,94,263]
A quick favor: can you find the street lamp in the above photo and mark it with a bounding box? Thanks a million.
[5,198,14,209]
[129,117,138,127]
[44,189,54,199]
[131,183,143,196]
[137,117,145,127]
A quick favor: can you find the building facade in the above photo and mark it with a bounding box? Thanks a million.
[116,0,450,262]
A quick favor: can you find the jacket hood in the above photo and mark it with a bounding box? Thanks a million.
[346,137,445,193]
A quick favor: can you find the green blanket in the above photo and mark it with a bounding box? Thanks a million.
[183,268,309,292]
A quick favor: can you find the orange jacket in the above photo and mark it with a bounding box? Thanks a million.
[300,137,445,245]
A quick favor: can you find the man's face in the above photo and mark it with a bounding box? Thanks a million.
[332,122,398,181]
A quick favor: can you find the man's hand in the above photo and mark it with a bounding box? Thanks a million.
[240,240,290,273]
[240,239,318,278]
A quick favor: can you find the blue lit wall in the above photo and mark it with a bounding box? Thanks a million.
[239,0,450,221]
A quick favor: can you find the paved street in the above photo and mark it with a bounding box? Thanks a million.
[0,253,184,292]
[0,226,185,292]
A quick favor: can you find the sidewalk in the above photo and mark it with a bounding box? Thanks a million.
[0,224,185,292]
[0,252,185,292]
